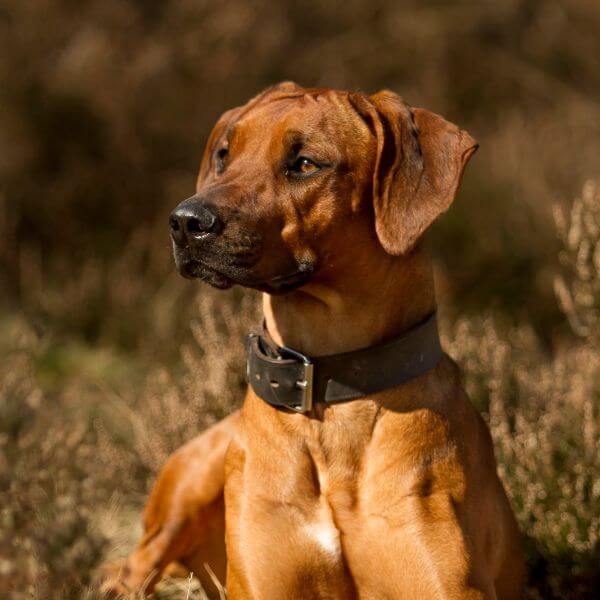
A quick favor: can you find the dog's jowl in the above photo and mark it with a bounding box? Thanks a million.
[103,83,524,600]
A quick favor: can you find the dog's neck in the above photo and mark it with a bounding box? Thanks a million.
[263,245,437,357]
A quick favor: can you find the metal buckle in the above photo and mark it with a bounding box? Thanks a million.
[278,345,314,413]
[246,333,258,381]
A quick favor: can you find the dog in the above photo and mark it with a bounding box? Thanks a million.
[102,82,524,599]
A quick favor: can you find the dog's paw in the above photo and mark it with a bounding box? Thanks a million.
[97,559,138,598]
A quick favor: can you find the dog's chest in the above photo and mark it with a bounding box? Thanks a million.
[302,399,380,493]
[229,396,467,596]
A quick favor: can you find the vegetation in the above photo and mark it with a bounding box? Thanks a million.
[1,1,598,597]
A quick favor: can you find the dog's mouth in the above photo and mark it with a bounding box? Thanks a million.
[178,259,234,289]
[175,252,315,294]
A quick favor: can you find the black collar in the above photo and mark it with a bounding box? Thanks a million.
[246,312,443,413]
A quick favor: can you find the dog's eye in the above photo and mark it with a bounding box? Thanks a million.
[288,157,320,177]
[216,147,228,173]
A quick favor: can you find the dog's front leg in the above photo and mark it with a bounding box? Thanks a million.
[101,410,239,598]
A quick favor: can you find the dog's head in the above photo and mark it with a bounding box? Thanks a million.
[170,82,477,293]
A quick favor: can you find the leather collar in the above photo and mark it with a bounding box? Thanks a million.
[246,312,443,413]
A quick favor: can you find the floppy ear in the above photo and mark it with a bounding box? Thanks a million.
[354,90,478,255]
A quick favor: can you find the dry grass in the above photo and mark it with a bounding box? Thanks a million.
[446,318,599,598]
[445,182,600,598]
[0,288,258,599]
[1,182,598,599]
[3,0,600,329]
[1,2,599,597]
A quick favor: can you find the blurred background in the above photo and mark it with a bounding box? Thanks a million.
[0,1,598,598]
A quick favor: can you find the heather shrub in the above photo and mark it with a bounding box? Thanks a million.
[1,182,599,598]
[445,182,600,598]
[1,1,599,595]
[445,319,599,598]
[0,319,109,597]
[554,179,600,340]
[0,288,258,598]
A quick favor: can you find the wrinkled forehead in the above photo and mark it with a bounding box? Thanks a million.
[228,91,368,151]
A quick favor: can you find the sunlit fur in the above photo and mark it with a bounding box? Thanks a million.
[105,84,524,599]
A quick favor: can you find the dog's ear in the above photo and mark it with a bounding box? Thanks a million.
[351,90,478,255]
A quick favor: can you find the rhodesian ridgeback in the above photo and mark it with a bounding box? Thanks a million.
[102,82,524,599]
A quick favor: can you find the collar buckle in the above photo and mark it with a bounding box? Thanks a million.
[278,345,314,413]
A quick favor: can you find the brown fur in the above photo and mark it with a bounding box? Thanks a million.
[102,83,524,599]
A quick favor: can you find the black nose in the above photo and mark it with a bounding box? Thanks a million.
[169,201,221,245]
